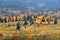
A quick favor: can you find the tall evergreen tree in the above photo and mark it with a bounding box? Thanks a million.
[27,15,30,20]
[42,16,45,22]
[0,18,3,23]
[29,16,34,25]
[54,17,57,24]
[24,19,28,28]
[16,21,21,30]
[4,17,7,23]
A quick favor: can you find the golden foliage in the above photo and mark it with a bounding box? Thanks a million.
[45,16,53,21]
[13,16,16,21]
[19,16,23,21]
[32,16,35,20]
[35,15,54,24]
[10,16,13,21]
[17,16,20,21]
[36,18,41,24]
[1,16,5,20]
[35,16,44,24]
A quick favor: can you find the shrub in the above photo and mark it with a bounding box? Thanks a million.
[27,32,32,40]
[12,33,18,40]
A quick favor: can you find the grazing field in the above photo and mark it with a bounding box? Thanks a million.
[0,20,60,40]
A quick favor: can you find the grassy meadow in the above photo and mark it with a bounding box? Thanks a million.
[0,20,59,40]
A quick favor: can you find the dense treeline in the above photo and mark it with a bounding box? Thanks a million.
[0,15,25,23]
[0,15,57,25]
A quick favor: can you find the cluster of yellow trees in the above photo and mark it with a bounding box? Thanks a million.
[35,15,54,24]
[0,15,35,22]
[1,15,25,22]
[0,15,55,25]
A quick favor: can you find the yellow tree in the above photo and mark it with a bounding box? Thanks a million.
[45,16,53,21]
[10,16,13,22]
[17,16,20,21]
[13,16,16,22]
[9,16,12,22]
[19,16,22,21]
[35,16,44,24]
[32,16,35,21]
[1,16,5,20]
[43,16,53,24]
